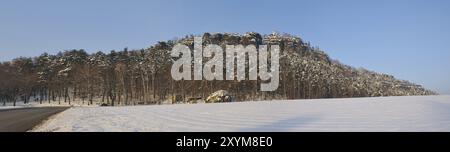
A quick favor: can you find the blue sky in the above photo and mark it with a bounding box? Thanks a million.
[0,0,449,94]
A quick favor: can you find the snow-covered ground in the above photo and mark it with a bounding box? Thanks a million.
[33,95,450,132]
[0,101,98,110]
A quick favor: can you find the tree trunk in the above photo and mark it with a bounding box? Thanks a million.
[140,71,146,104]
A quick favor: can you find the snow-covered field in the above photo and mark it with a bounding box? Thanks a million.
[33,95,450,132]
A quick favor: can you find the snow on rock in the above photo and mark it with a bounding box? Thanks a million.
[205,90,232,103]
[33,95,450,132]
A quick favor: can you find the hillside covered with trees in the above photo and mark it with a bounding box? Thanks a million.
[0,32,436,106]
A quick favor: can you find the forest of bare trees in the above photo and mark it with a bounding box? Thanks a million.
[0,32,436,106]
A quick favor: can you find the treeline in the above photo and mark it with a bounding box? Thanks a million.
[0,32,436,106]
[0,44,173,106]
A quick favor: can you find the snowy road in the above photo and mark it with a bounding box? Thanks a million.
[0,107,69,132]
[33,96,450,132]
